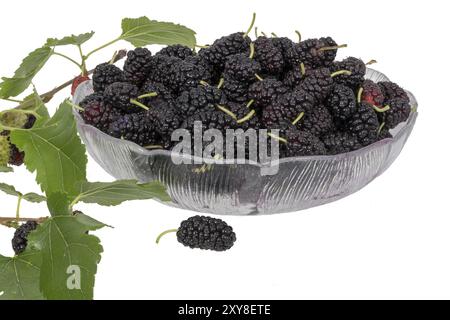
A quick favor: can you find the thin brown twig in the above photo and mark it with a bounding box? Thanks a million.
[0,216,48,225]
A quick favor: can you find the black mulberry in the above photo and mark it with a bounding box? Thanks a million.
[228,101,260,131]
[295,37,339,68]
[12,221,38,255]
[301,105,335,136]
[322,131,361,155]
[379,98,411,129]
[147,55,182,86]
[360,80,384,107]
[283,129,327,157]
[378,81,409,103]
[199,32,251,69]
[107,112,160,147]
[253,36,284,75]
[23,115,37,129]
[139,79,174,106]
[331,57,366,89]
[168,60,208,93]
[104,82,140,113]
[296,68,333,103]
[123,48,153,86]
[80,95,122,132]
[157,44,194,60]
[248,78,288,108]
[326,84,357,120]
[146,97,183,137]
[92,63,125,92]
[271,37,299,67]
[157,216,236,251]
[224,53,261,82]
[184,55,217,83]
[347,102,379,146]
[176,85,226,117]
[182,108,235,134]
[283,64,307,88]
[261,90,314,128]
[8,144,24,166]
[222,76,249,103]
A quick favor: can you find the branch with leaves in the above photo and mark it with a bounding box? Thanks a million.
[0,15,195,300]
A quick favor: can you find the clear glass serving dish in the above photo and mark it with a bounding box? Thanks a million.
[73,68,418,215]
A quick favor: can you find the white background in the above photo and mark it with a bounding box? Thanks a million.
[0,0,449,300]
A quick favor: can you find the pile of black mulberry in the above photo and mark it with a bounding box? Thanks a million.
[79,28,412,159]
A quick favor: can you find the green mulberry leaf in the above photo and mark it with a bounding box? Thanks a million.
[0,182,21,197]
[0,46,53,98]
[74,212,110,230]
[71,180,171,207]
[0,182,46,203]
[28,194,105,300]
[46,32,95,47]
[10,100,87,197]
[120,16,196,48]
[22,193,47,203]
[0,166,13,173]
[0,251,44,300]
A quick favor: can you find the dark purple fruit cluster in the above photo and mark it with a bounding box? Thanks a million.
[79,32,412,158]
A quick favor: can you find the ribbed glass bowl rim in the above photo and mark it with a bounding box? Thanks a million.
[73,67,418,167]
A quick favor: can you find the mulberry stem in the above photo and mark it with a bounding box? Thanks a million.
[216,105,237,120]
[200,80,210,87]
[268,133,287,144]
[366,59,377,66]
[53,52,83,70]
[300,63,306,76]
[195,44,210,49]
[255,74,264,81]
[1,98,23,103]
[217,78,224,89]
[237,109,256,124]
[377,122,386,136]
[108,51,119,65]
[77,45,88,76]
[0,216,47,228]
[295,30,302,43]
[255,27,259,38]
[156,229,178,244]
[15,196,22,223]
[130,99,150,111]
[331,70,352,78]
[372,105,390,113]
[137,92,158,99]
[246,99,255,108]
[85,37,120,59]
[292,112,305,125]
[318,44,347,52]
[249,43,255,59]
[357,87,363,103]
[271,32,278,38]
[244,13,256,38]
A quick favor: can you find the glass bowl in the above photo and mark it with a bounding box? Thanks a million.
[73,68,418,215]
